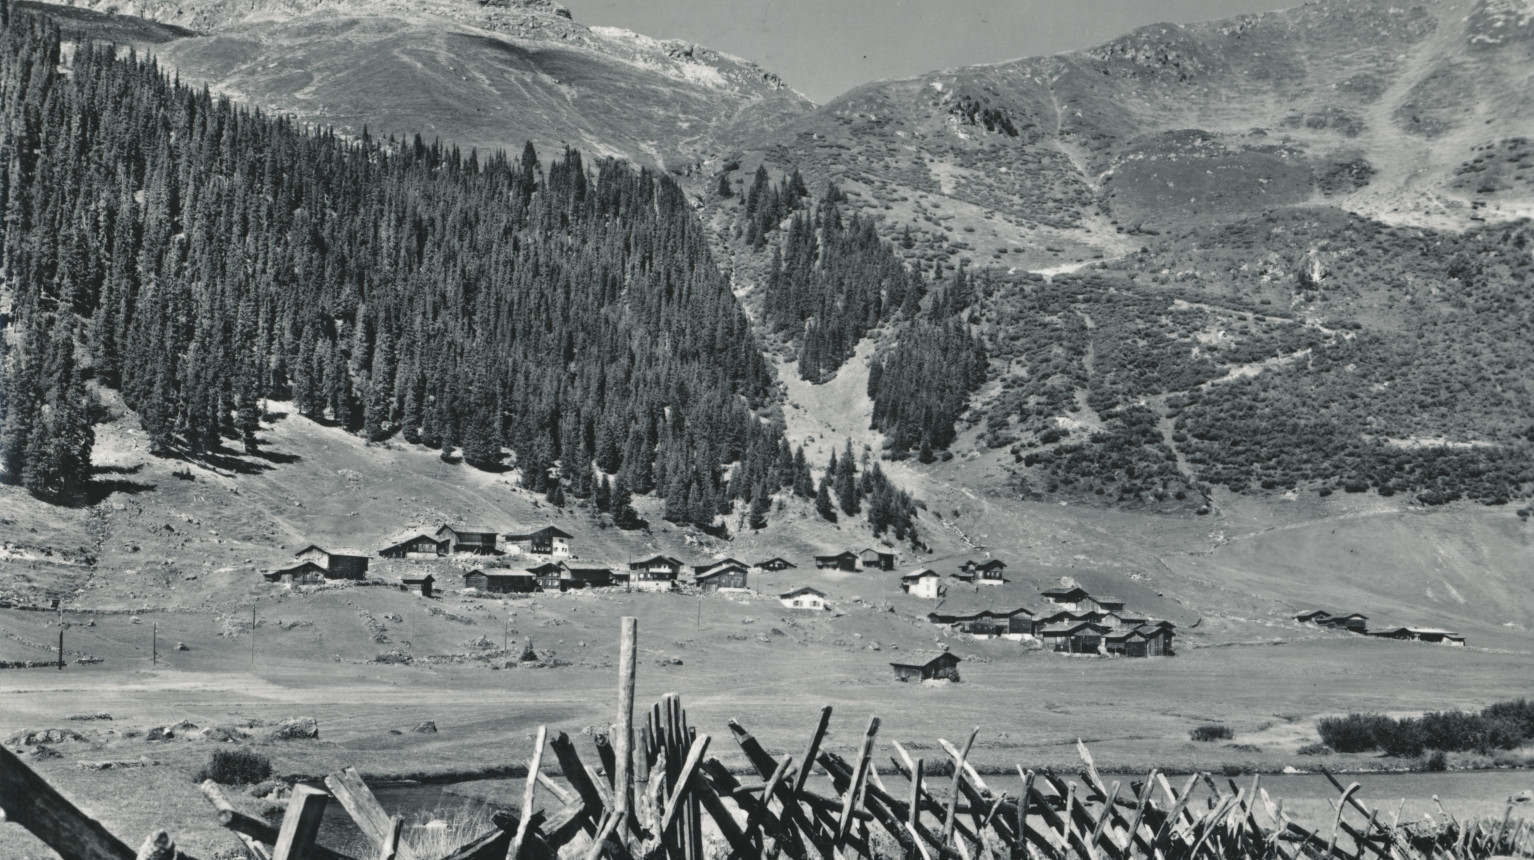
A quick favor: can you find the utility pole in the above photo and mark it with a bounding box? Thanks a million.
[152,622,157,667]
[250,606,256,667]
[57,630,63,670]
[504,617,508,652]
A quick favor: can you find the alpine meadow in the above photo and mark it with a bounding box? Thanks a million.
[0,0,1532,858]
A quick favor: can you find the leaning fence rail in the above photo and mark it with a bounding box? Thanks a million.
[2,617,1530,860]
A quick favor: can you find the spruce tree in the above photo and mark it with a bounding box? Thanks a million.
[747,483,770,530]
[835,438,859,516]
[815,477,837,523]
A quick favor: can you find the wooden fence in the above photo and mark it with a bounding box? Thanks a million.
[1,617,1530,860]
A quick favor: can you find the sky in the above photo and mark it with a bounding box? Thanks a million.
[567,0,1302,103]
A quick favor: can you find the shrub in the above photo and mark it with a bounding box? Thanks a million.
[1375,718,1425,757]
[1480,698,1534,739]
[194,748,273,785]
[1316,713,1392,752]
[1296,742,1332,756]
[1419,750,1448,772]
[1190,724,1234,742]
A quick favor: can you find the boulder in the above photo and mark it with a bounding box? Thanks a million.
[6,728,87,746]
[265,717,319,741]
[412,721,438,734]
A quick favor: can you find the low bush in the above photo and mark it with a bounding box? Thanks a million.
[1296,742,1332,756]
[1375,718,1425,757]
[1318,699,1534,756]
[1419,750,1448,772]
[1190,724,1235,742]
[1316,713,1392,752]
[194,748,273,785]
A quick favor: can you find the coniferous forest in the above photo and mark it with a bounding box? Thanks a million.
[0,5,793,524]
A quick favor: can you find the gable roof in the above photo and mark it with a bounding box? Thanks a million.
[814,550,859,561]
[505,525,573,540]
[402,575,435,584]
[694,558,749,573]
[889,651,961,669]
[1041,586,1089,599]
[756,557,797,568]
[695,566,747,581]
[1039,621,1110,635]
[780,586,826,599]
[438,525,500,536]
[526,562,563,575]
[901,569,940,581]
[293,544,329,557]
[631,554,685,569]
[265,561,328,580]
[467,569,536,580]
[380,533,445,551]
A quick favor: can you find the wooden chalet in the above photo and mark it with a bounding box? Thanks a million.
[927,608,1035,637]
[859,548,896,571]
[693,558,748,576]
[627,556,683,592]
[1091,595,1126,612]
[889,652,962,683]
[1370,627,1466,646]
[402,575,435,598]
[1039,586,1090,610]
[1105,625,1175,657]
[528,562,565,592]
[1294,610,1332,624]
[263,561,328,585]
[899,569,945,599]
[559,564,614,591]
[464,570,540,594]
[779,586,828,611]
[504,526,572,558]
[435,526,500,555]
[695,564,749,593]
[755,557,797,572]
[1035,609,1105,627]
[291,545,370,579]
[974,566,1007,585]
[960,559,1007,584]
[378,533,448,559]
[813,551,859,571]
[1316,612,1369,634]
[1039,621,1110,654]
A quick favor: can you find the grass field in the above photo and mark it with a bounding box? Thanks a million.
[2,395,1531,859]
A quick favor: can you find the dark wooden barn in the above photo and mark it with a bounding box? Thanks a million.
[379,534,448,559]
[889,652,962,683]
[813,551,859,571]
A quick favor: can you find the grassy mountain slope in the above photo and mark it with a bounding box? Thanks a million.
[31,0,811,170]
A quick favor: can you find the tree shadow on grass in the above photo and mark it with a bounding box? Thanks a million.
[252,448,301,465]
[77,478,157,506]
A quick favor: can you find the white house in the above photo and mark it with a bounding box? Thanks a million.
[779,586,829,611]
[900,569,945,599]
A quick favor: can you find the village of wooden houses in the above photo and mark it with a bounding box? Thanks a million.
[256,522,1203,674]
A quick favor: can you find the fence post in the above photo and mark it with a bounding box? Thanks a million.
[613,617,637,849]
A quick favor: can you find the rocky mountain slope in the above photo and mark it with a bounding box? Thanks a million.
[724,0,1534,269]
[29,0,810,170]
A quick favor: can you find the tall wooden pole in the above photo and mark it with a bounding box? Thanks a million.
[152,623,157,667]
[251,607,256,667]
[613,617,637,846]
[57,630,63,670]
